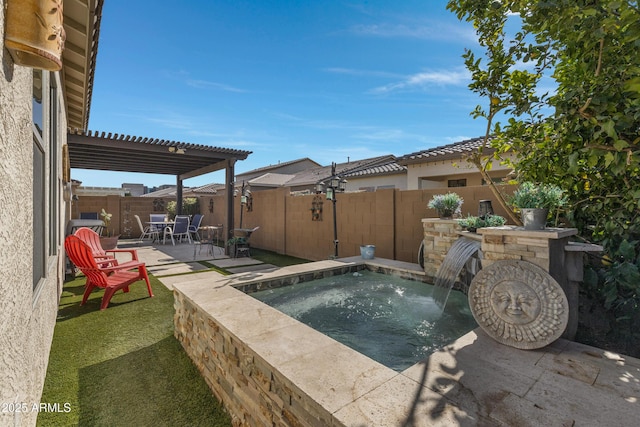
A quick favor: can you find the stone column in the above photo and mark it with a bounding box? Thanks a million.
[477,226,579,339]
[421,218,462,279]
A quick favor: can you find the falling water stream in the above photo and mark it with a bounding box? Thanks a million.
[432,237,481,309]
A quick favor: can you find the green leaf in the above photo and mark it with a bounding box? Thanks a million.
[613,140,629,151]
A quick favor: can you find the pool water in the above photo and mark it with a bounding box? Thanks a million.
[251,270,477,371]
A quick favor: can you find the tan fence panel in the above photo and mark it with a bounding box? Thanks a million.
[73,185,517,263]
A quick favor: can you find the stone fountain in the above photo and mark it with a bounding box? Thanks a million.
[422,219,602,350]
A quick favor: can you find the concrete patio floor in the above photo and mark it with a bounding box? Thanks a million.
[120,239,640,426]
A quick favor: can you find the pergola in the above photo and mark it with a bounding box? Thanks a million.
[67,129,252,243]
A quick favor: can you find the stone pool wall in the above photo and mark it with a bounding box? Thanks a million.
[173,259,430,427]
[175,290,337,426]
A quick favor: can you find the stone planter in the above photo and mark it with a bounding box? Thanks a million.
[521,208,548,230]
[100,235,120,250]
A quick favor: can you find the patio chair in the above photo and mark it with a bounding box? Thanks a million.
[164,215,191,245]
[235,226,260,258]
[134,214,159,242]
[74,227,139,266]
[65,235,153,310]
[149,213,166,235]
[188,214,204,241]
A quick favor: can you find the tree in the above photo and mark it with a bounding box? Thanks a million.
[447,0,640,354]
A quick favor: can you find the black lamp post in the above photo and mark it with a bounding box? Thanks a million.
[315,162,347,258]
[238,181,251,229]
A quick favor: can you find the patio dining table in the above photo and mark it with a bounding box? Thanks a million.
[146,221,175,243]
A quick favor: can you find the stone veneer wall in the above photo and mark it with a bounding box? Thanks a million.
[174,264,364,427]
[477,226,576,273]
[174,292,328,427]
[421,219,462,279]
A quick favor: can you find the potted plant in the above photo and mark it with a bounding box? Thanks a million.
[458,214,507,232]
[428,192,463,219]
[99,208,120,249]
[509,182,567,230]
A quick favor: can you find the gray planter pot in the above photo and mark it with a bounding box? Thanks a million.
[521,208,549,230]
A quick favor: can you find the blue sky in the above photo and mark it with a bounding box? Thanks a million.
[75,0,490,188]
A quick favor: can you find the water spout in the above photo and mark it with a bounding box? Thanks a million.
[432,237,481,309]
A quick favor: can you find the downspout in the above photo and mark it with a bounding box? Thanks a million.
[226,159,236,256]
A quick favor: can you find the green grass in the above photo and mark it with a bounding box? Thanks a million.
[38,274,231,427]
[249,247,311,267]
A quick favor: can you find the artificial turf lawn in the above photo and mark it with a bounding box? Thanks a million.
[38,273,231,427]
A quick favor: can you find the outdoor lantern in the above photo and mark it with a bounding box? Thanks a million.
[326,187,335,201]
[339,178,347,192]
[241,195,247,205]
[330,175,340,189]
[315,182,324,194]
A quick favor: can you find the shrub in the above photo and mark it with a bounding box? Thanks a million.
[427,193,463,218]
[166,198,200,219]
[458,214,506,232]
[509,182,567,210]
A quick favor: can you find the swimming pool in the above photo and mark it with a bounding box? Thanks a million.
[251,270,477,371]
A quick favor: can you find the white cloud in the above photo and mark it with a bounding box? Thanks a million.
[349,21,477,44]
[186,79,247,93]
[369,69,470,94]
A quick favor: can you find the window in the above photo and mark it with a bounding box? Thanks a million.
[49,73,59,255]
[448,179,467,187]
[33,70,46,289]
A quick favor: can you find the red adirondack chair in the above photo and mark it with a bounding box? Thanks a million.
[64,235,153,310]
[74,227,138,267]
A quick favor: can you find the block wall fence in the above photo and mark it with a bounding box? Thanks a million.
[73,185,516,264]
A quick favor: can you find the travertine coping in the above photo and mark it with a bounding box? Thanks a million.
[477,226,577,239]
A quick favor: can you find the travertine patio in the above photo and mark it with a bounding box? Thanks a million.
[151,251,640,427]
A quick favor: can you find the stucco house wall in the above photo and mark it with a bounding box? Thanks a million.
[0,9,67,426]
[344,172,407,191]
[405,157,513,190]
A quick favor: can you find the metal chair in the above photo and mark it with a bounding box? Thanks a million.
[134,214,159,242]
[234,226,260,258]
[149,214,166,235]
[188,214,204,241]
[164,215,191,245]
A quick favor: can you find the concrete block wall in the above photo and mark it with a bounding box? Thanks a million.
[74,185,516,263]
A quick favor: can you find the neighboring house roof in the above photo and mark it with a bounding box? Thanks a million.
[249,173,297,187]
[190,183,223,194]
[283,155,403,187]
[341,158,406,178]
[397,137,494,165]
[140,187,181,198]
[141,183,223,198]
[236,157,322,182]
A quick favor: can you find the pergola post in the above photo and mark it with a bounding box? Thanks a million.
[176,176,183,215]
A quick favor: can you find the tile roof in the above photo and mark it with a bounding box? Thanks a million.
[397,137,494,164]
[249,173,297,187]
[236,157,322,178]
[283,155,402,187]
